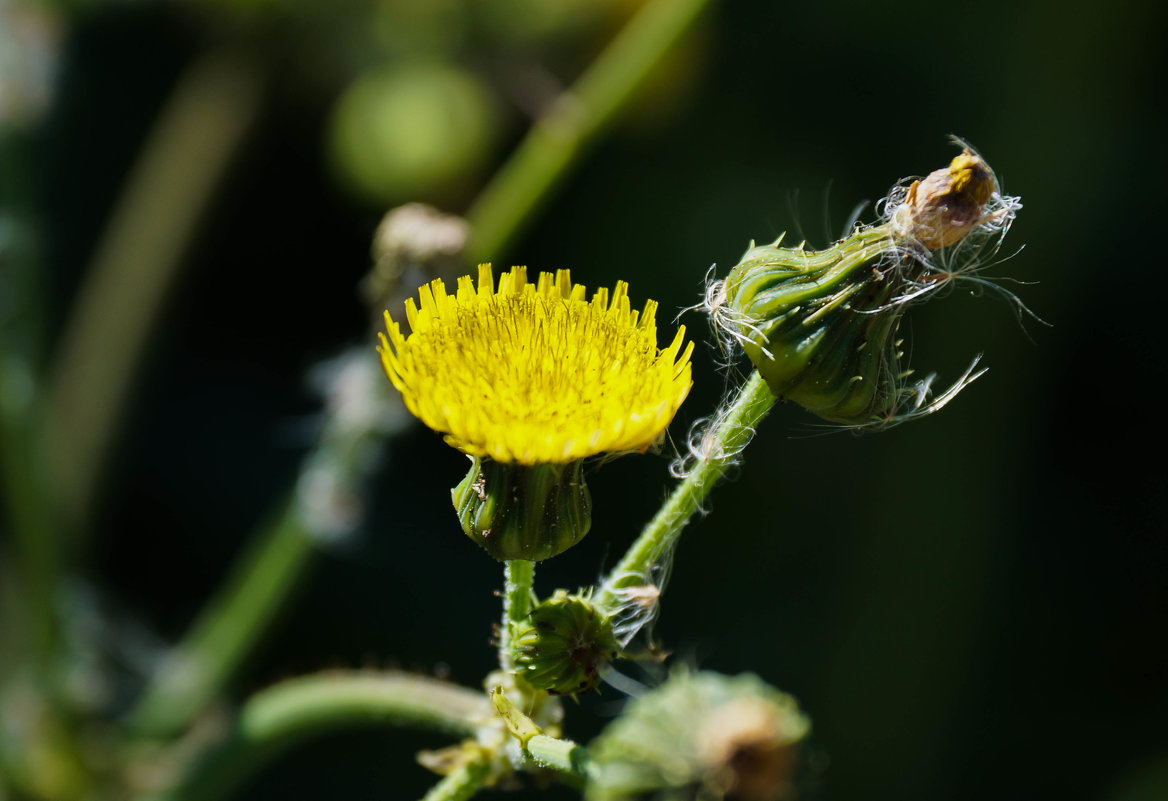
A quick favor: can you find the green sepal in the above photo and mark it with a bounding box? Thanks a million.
[452,458,591,562]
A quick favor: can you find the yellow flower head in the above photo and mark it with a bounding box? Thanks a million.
[378,265,694,465]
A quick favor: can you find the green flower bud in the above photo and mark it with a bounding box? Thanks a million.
[452,457,591,562]
[586,670,811,801]
[719,227,906,423]
[511,591,618,696]
[713,146,1019,426]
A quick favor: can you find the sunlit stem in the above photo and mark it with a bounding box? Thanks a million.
[594,371,776,612]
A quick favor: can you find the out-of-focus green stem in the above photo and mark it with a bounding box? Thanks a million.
[419,754,492,801]
[128,350,395,738]
[0,383,57,662]
[147,672,487,801]
[499,560,534,672]
[43,51,262,535]
[2,135,58,663]
[127,501,315,738]
[594,371,776,612]
[465,0,714,263]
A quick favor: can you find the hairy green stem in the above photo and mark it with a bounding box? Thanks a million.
[465,0,714,262]
[42,50,263,535]
[595,370,776,612]
[419,755,492,801]
[148,672,487,801]
[500,560,535,672]
[127,500,316,738]
[525,734,591,785]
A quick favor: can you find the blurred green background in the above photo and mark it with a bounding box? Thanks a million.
[2,0,1166,798]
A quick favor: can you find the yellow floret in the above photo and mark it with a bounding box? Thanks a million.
[378,265,693,465]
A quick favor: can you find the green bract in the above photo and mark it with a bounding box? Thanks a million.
[720,227,911,424]
[510,591,618,695]
[453,458,592,562]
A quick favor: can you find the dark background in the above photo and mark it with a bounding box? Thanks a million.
[9,0,1168,798]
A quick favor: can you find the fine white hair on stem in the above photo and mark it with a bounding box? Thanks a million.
[668,384,757,488]
[606,558,674,648]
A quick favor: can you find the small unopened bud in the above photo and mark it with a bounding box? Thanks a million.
[890,149,997,250]
[511,591,618,696]
[452,457,591,562]
[718,230,906,422]
[586,670,810,801]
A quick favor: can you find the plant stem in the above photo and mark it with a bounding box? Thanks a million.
[147,672,486,801]
[594,370,776,612]
[0,386,58,663]
[465,0,714,263]
[499,560,535,672]
[42,50,263,535]
[419,754,492,801]
[1,130,59,665]
[127,500,316,738]
[525,734,591,784]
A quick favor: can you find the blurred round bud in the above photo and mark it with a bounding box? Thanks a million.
[452,458,591,562]
[511,591,618,695]
[328,62,500,204]
[363,203,468,314]
[587,670,810,801]
[717,229,906,423]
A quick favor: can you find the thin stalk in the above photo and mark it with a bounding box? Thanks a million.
[127,500,315,738]
[42,51,263,535]
[595,371,776,612]
[147,672,486,801]
[499,560,535,672]
[419,755,492,801]
[465,0,714,263]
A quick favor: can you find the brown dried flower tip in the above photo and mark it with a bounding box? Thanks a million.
[891,148,998,250]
